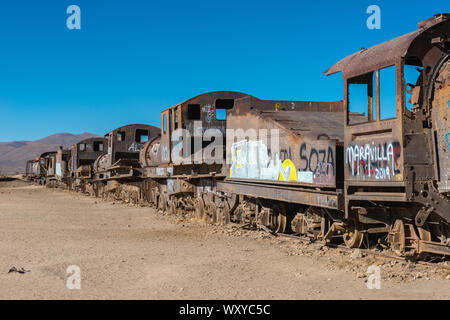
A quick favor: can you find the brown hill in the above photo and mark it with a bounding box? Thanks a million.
[0,132,100,174]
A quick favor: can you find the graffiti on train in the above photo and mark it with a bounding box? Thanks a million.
[298,142,335,184]
[346,141,401,179]
[128,142,144,152]
[229,140,335,185]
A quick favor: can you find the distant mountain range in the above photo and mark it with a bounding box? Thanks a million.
[0,133,100,174]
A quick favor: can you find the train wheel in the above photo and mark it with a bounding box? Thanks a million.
[271,204,287,233]
[343,221,364,248]
[157,193,167,212]
[205,202,217,224]
[194,197,205,220]
[228,193,239,213]
[388,219,428,259]
[167,198,176,216]
[388,219,405,255]
[221,201,231,225]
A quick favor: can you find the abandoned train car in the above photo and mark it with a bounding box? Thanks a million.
[67,137,107,192]
[23,14,449,260]
[323,13,450,257]
[32,151,57,185]
[92,124,160,201]
[138,91,346,222]
[216,13,450,258]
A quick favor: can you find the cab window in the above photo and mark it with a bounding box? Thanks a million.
[347,72,374,124]
[379,65,396,120]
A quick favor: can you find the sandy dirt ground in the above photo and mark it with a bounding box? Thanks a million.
[0,180,449,300]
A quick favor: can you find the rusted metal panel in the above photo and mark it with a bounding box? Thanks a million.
[160,91,249,166]
[25,160,34,176]
[95,124,159,175]
[327,13,449,231]
[36,151,56,179]
[31,159,40,176]
[55,146,71,180]
[432,60,450,193]
[217,180,344,210]
[70,137,107,178]
[225,99,353,189]
[345,127,404,182]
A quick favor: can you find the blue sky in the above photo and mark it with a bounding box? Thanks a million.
[0,0,448,141]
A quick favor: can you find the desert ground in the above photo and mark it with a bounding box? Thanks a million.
[0,179,449,300]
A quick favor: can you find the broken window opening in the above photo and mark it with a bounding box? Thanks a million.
[135,129,149,143]
[215,99,234,120]
[187,104,201,120]
[404,62,423,112]
[379,65,397,120]
[347,72,374,125]
[93,141,104,152]
[163,114,167,133]
[174,108,179,129]
[117,131,126,142]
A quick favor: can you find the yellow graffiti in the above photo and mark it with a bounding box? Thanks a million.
[275,103,281,111]
[230,148,241,177]
[279,159,297,181]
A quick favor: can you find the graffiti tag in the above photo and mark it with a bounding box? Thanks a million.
[230,140,335,185]
[346,141,401,179]
[128,142,144,152]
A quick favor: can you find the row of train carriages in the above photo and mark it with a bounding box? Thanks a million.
[25,14,450,260]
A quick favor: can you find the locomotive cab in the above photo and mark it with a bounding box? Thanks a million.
[159,91,246,166]
[326,13,450,256]
[70,137,107,180]
[141,91,249,176]
[94,124,159,180]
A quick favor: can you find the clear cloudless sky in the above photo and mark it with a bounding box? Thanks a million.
[0,0,448,141]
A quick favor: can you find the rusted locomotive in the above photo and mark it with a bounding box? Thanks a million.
[138,91,345,219]
[63,137,107,192]
[215,13,450,258]
[326,13,450,257]
[92,124,160,201]
[25,159,38,181]
[24,14,449,260]
[27,151,57,185]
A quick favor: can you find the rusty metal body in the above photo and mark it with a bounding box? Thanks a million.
[139,92,252,210]
[139,91,347,228]
[22,14,449,259]
[70,137,106,178]
[94,124,159,181]
[219,97,367,207]
[34,151,57,184]
[25,159,38,180]
[55,147,72,183]
[64,137,107,191]
[216,97,352,237]
[325,13,450,257]
[92,124,159,201]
